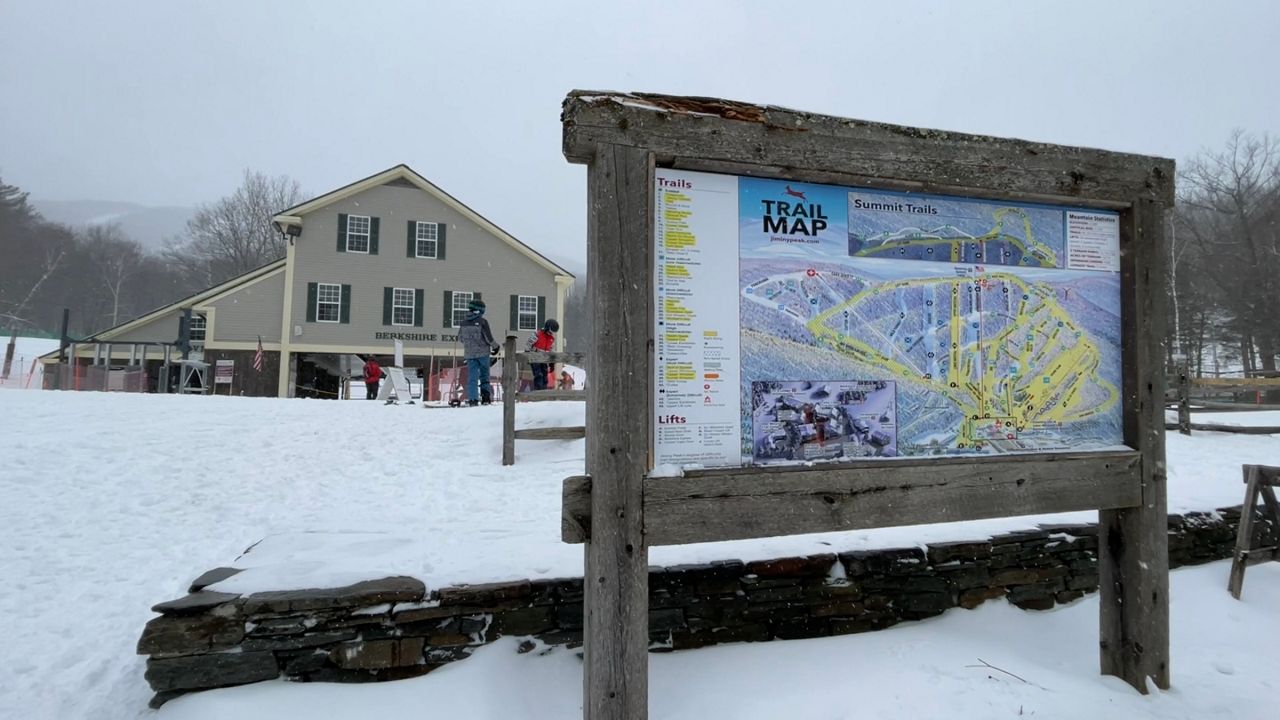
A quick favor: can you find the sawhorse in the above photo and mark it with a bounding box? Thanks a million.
[1228,464,1280,599]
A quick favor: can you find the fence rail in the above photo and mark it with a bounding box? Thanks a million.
[501,335,587,465]
[1166,362,1280,435]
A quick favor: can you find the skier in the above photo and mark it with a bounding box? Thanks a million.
[526,318,559,391]
[456,298,500,406]
[362,356,383,400]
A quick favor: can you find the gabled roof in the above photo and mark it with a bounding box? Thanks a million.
[38,259,287,359]
[272,164,574,278]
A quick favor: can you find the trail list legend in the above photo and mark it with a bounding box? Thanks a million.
[653,169,742,467]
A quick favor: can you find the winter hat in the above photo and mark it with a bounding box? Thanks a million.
[467,298,486,314]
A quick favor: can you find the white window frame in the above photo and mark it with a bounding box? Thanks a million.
[316,283,342,323]
[392,287,415,327]
[414,221,438,259]
[189,313,207,344]
[517,295,539,331]
[346,214,371,254]
[451,291,473,328]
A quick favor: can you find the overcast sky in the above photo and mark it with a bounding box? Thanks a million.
[3,0,1278,271]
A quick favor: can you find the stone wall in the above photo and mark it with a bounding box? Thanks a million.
[137,507,1275,708]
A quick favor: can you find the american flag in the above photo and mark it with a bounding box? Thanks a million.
[253,335,265,372]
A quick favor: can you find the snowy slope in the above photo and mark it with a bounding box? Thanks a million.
[0,389,1276,719]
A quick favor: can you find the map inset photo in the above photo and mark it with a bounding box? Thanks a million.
[750,380,898,464]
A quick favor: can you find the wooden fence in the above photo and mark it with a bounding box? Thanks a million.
[1166,364,1280,435]
[501,334,586,465]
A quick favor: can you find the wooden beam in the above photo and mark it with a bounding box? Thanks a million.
[1192,377,1280,390]
[517,389,587,402]
[501,335,518,466]
[561,451,1141,545]
[562,92,1174,206]
[513,426,586,441]
[1100,198,1170,693]
[1163,422,1280,435]
[517,350,587,365]
[582,143,652,720]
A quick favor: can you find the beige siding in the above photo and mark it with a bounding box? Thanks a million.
[288,183,560,352]
[206,270,285,342]
[106,311,181,343]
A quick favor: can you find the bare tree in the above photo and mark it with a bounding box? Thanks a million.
[83,224,144,328]
[166,170,305,288]
[1176,130,1280,376]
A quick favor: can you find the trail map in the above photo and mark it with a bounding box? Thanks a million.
[653,170,1123,469]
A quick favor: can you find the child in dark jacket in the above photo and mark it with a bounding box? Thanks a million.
[457,299,499,405]
[526,319,559,391]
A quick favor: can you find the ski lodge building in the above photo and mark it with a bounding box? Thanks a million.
[40,165,574,398]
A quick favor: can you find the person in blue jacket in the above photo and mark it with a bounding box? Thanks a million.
[456,298,500,406]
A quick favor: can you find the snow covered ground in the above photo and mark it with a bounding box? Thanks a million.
[0,388,1277,719]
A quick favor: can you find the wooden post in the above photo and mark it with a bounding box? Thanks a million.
[1100,198,1170,692]
[502,335,518,466]
[1176,359,1191,435]
[1,328,16,380]
[1228,465,1262,599]
[1228,465,1280,599]
[582,143,652,720]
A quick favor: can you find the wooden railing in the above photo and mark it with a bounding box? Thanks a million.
[1165,362,1280,435]
[501,335,587,465]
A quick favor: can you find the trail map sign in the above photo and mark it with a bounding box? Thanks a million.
[653,171,1124,468]
[561,91,1174,720]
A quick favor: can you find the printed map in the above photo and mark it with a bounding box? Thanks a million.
[738,179,1123,458]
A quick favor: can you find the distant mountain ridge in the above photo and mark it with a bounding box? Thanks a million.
[31,199,195,251]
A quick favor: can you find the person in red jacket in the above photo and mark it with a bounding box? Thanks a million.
[526,319,558,391]
[362,356,383,400]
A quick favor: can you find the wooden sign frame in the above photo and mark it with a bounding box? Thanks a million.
[561,91,1173,720]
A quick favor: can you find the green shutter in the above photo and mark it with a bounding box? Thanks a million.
[383,287,393,326]
[537,296,546,329]
[340,284,351,324]
[414,289,424,327]
[443,291,453,327]
[337,214,348,253]
[474,291,482,302]
[369,217,380,255]
[306,283,317,322]
[436,223,446,260]
[407,220,416,258]
[510,295,519,332]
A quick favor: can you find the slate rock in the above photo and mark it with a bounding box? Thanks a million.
[436,580,532,606]
[495,606,557,635]
[145,651,278,692]
[330,638,425,670]
[151,591,241,616]
[241,576,426,614]
[648,608,686,634]
[188,567,244,593]
[137,611,244,656]
[241,629,356,652]
[745,554,838,578]
[926,541,992,565]
[958,587,1006,610]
